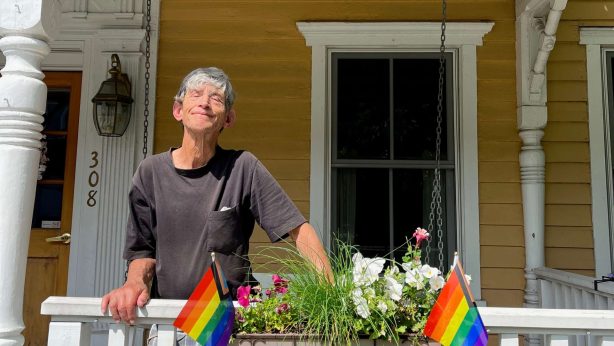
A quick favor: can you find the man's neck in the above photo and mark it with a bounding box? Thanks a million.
[172,131,218,169]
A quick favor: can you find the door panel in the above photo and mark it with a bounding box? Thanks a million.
[23,71,81,345]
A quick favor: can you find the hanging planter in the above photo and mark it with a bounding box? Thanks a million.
[233,230,445,346]
[231,333,435,346]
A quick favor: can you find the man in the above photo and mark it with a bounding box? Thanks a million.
[101,67,332,332]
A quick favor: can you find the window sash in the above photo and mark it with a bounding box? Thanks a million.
[330,53,456,268]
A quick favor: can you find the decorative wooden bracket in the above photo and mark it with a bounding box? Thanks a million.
[516,0,568,107]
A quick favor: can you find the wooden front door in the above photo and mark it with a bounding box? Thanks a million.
[23,72,81,345]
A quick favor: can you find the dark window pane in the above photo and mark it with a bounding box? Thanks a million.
[334,168,389,258]
[392,169,452,269]
[335,58,390,160]
[44,89,70,131]
[32,185,63,228]
[393,59,448,160]
[41,135,66,180]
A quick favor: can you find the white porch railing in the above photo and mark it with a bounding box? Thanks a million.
[41,296,614,346]
[534,267,614,346]
[535,267,614,310]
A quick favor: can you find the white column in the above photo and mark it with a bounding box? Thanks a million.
[63,30,144,343]
[515,0,566,318]
[0,1,60,345]
[518,105,547,309]
[67,31,144,300]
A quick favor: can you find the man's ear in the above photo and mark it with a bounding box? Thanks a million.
[172,101,183,122]
[224,109,236,129]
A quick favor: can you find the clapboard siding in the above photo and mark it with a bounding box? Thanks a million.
[541,0,613,278]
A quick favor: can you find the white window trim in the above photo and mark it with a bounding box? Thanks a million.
[580,27,614,276]
[298,22,493,300]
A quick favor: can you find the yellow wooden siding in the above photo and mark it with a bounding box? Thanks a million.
[541,0,614,278]
[481,225,524,247]
[476,3,525,306]
[481,289,524,307]
[547,163,591,183]
[155,0,609,307]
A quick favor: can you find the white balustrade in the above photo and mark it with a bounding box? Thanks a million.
[535,267,614,310]
[41,296,614,346]
[534,267,614,346]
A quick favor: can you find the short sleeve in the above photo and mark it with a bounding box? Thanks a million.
[249,160,307,242]
[123,180,156,261]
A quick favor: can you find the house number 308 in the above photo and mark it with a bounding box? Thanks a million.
[87,151,99,207]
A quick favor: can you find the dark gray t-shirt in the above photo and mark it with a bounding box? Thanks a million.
[123,147,306,299]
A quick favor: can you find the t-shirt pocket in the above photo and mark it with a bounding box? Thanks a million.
[204,205,243,255]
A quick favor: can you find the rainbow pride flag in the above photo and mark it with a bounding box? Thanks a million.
[173,255,234,346]
[424,259,487,346]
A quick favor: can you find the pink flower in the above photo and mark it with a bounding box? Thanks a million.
[272,274,289,286]
[413,227,430,248]
[265,289,272,297]
[235,310,246,323]
[275,303,289,314]
[272,274,289,294]
[237,285,251,308]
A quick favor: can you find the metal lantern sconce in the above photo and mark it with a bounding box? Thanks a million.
[91,54,134,137]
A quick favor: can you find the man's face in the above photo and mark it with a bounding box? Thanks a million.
[172,84,234,134]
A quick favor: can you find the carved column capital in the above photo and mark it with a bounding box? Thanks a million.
[0,0,62,41]
[518,105,548,130]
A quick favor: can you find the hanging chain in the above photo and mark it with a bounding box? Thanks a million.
[126,0,153,283]
[426,0,447,273]
[142,0,152,160]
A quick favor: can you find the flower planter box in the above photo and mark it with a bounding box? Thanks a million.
[232,334,436,346]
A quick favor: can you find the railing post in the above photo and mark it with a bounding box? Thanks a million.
[156,324,177,346]
[597,336,614,346]
[47,321,91,346]
[500,333,520,346]
[108,324,130,346]
[547,335,569,346]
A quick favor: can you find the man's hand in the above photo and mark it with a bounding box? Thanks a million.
[100,258,155,324]
[290,223,334,283]
[101,281,149,324]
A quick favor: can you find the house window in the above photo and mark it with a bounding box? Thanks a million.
[580,28,614,275]
[298,22,493,299]
[331,53,456,268]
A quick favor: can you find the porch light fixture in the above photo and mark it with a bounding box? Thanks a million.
[91,54,133,137]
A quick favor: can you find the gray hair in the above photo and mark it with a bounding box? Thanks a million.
[173,67,235,110]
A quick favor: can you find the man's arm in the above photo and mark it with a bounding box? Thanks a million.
[290,222,334,282]
[100,258,156,324]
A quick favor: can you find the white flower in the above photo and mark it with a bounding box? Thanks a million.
[419,264,440,279]
[364,287,376,298]
[429,275,445,291]
[415,279,425,289]
[388,265,399,275]
[356,297,370,318]
[377,301,388,313]
[352,287,363,301]
[384,275,403,301]
[352,252,386,287]
[401,261,415,273]
[405,268,424,289]
[352,288,370,318]
[465,274,472,283]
